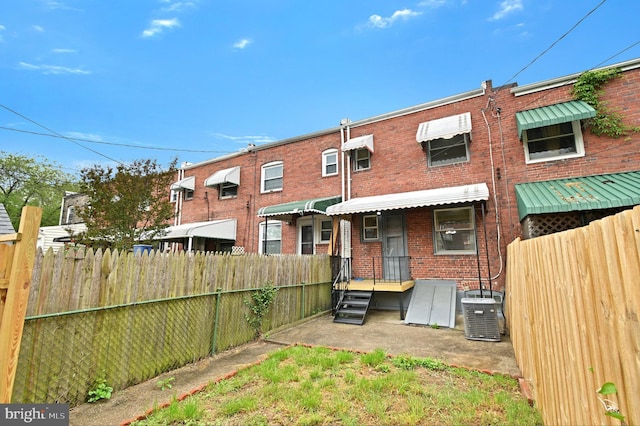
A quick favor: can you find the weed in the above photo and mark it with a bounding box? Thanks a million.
[156,376,175,391]
[244,282,278,338]
[87,377,113,403]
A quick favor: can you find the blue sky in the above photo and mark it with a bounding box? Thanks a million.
[1,0,638,176]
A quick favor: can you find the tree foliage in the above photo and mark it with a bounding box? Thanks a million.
[77,158,177,250]
[0,151,77,228]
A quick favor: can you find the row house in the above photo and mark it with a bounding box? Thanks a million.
[165,57,640,324]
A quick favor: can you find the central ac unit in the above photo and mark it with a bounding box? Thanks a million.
[461,298,501,342]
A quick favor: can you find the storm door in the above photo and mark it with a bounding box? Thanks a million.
[382,213,409,280]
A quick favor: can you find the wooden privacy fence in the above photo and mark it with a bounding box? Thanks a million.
[0,206,42,403]
[11,249,332,406]
[506,205,640,426]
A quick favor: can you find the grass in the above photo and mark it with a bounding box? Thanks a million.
[132,345,542,425]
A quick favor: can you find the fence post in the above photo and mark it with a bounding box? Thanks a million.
[0,206,42,402]
[211,288,222,355]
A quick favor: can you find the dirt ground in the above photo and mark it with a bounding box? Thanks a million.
[69,310,521,426]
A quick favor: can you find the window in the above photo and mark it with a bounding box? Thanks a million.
[259,221,282,254]
[353,148,370,171]
[219,182,238,198]
[184,189,194,200]
[261,161,283,192]
[65,206,76,224]
[170,190,179,203]
[322,149,338,176]
[170,189,193,202]
[434,207,476,254]
[362,214,379,241]
[320,220,332,243]
[427,134,469,166]
[523,121,585,163]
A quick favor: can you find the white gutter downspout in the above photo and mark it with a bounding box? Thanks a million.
[346,124,352,200]
[340,122,346,204]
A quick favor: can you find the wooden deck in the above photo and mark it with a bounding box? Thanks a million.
[336,279,415,293]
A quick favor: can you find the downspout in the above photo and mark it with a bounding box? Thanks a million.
[340,122,346,204]
[346,124,352,200]
[474,202,483,297]
[482,201,492,297]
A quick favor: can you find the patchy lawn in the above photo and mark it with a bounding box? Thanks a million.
[132,345,542,425]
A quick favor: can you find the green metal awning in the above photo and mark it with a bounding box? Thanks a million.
[514,171,640,221]
[258,195,342,218]
[515,100,596,139]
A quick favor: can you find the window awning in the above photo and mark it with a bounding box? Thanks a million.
[326,183,489,216]
[514,171,640,221]
[258,196,342,218]
[157,219,237,241]
[170,176,195,191]
[416,112,472,143]
[515,100,596,139]
[204,166,240,187]
[342,134,374,153]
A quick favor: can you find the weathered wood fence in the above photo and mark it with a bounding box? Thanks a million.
[12,248,333,406]
[506,205,640,426]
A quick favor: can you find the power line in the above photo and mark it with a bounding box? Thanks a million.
[500,0,608,87]
[0,103,124,165]
[591,39,640,69]
[0,126,234,154]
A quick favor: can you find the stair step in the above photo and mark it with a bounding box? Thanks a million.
[340,299,369,307]
[333,316,365,325]
[336,308,367,315]
[345,291,372,298]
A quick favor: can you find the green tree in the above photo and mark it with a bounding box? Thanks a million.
[77,158,177,250]
[0,151,77,228]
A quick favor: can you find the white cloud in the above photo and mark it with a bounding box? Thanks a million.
[212,133,275,145]
[18,61,91,75]
[52,48,77,54]
[66,132,104,141]
[161,1,197,12]
[0,25,5,30]
[233,39,251,49]
[32,25,45,32]
[417,0,448,8]
[142,18,181,38]
[368,9,422,29]
[491,0,523,20]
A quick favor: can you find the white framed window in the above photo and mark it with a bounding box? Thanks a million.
[184,189,194,200]
[170,190,179,203]
[261,161,283,193]
[362,214,379,241]
[322,149,338,177]
[320,219,332,243]
[259,221,282,254]
[65,206,76,224]
[353,148,370,171]
[427,134,470,166]
[523,121,585,163]
[219,182,238,198]
[433,207,476,254]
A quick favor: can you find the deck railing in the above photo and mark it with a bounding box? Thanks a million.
[369,256,411,285]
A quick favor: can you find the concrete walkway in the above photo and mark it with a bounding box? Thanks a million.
[69,310,520,426]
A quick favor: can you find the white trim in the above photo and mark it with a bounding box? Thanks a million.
[322,149,339,177]
[261,161,283,193]
[523,120,585,164]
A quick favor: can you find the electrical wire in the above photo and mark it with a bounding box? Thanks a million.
[0,126,234,154]
[0,103,124,165]
[499,0,609,88]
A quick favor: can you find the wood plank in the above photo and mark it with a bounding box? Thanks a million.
[0,206,42,403]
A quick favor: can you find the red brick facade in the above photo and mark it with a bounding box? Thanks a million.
[171,59,640,292]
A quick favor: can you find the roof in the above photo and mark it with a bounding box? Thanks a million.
[205,166,240,187]
[326,183,489,216]
[416,112,472,143]
[514,171,640,221]
[515,100,596,139]
[157,219,237,241]
[0,204,15,235]
[258,196,342,218]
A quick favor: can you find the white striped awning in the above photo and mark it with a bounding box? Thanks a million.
[326,183,489,215]
[342,134,374,152]
[416,112,472,143]
[205,166,240,187]
[170,176,195,191]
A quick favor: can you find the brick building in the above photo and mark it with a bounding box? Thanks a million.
[166,57,640,304]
